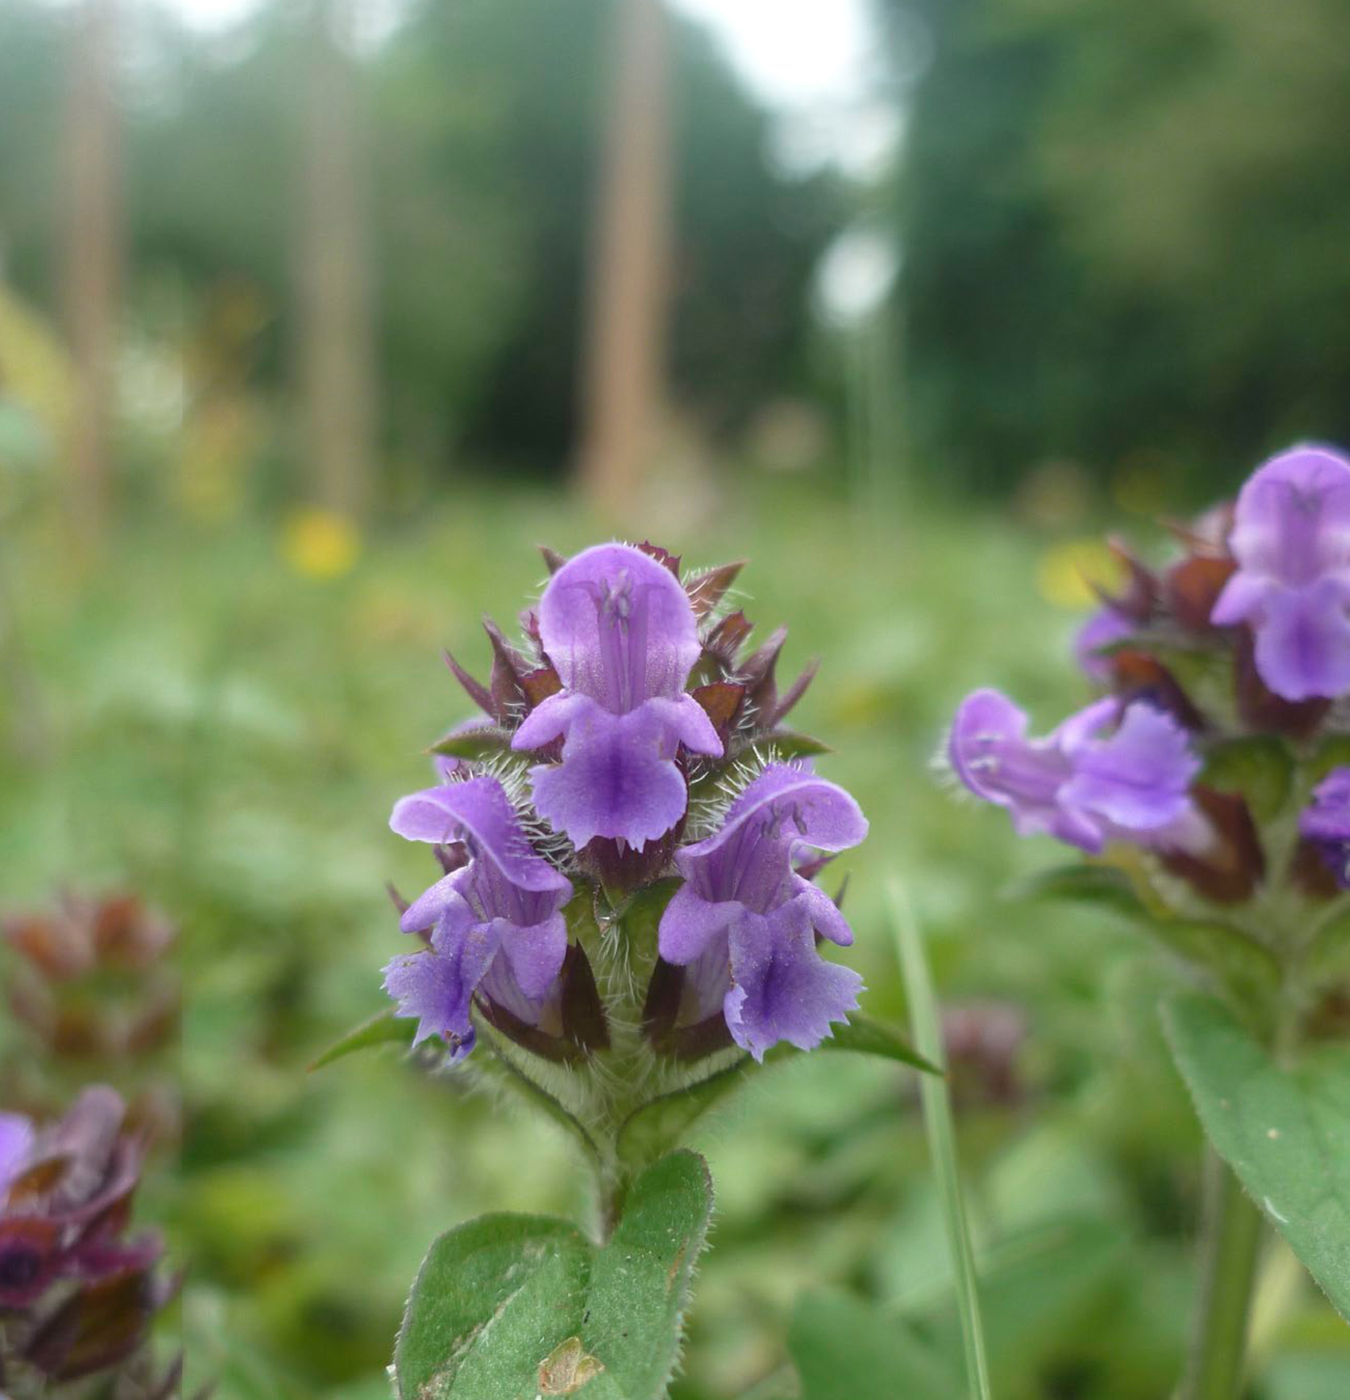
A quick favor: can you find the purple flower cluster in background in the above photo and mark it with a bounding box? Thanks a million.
[1300,767,1350,889]
[0,1088,177,1394]
[1212,447,1350,702]
[949,690,1201,855]
[948,443,1350,916]
[383,542,866,1064]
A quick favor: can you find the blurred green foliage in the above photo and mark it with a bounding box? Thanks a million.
[0,0,839,486]
[887,0,1350,500]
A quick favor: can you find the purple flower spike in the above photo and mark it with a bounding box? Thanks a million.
[949,688,1200,854]
[384,775,572,1057]
[658,763,867,1061]
[513,543,723,849]
[1300,767,1350,888]
[1212,446,1350,700]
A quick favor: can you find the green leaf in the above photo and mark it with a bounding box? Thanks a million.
[789,1290,964,1400]
[736,730,831,763]
[1006,862,1150,919]
[395,1214,592,1400]
[1148,920,1279,1030]
[474,1027,603,1167]
[308,1007,417,1072]
[616,1059,751,1174]
[430,726,516,761]
[1199,736,1293,821]
[818,1012,940,1074]
[394,1153,714,1400]
[614,1015,936,1174]
[584,1150,713,1399]
[1163,993,1350,1319]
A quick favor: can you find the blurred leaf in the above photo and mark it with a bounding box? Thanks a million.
[924,1219,1124,1386]
[789,1290,963,1400]
[1199,736,1293,822]
[308,1007,417,1072]
[1148,921,1279,1030]
[1163,993,1350,1319]
[1007,862,1150,919]
[393,1152,712,1400]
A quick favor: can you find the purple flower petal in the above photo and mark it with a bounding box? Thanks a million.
[1074,606,1133,682]
[384,921,500,1054]
[526,698,699,849]
[657,883,741,964]
[949,688,1200,854]
[1300,766,1350,887]
[0,1113,34,1203]
[1059,703,1199,830]
[493,911,569,1001]
[386,773,573,1055]
[1250,578,1350,703]
[390,775,570,894]
[724,904,863,1062]
[1212,446,1350,699]
[536,543,701,707]
[658,763,867,1056]
[512,544,724,848]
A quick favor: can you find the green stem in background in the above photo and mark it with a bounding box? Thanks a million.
[1179,1148,1264,1400]
[889,879,994,1400]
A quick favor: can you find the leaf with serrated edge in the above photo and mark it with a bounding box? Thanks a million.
[1163,993,1350,1319]
[308,1007,417,1072]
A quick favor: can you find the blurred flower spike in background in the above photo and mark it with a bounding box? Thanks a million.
[0,1088,180,1397]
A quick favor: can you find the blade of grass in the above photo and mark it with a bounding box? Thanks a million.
[889,877,993,1400]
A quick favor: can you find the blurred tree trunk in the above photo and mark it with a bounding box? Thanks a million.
[297,0,375,521]
[63,0,121,550]
[576,0,672,521]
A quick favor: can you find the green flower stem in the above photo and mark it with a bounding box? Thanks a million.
[1180,1147,1264,1400]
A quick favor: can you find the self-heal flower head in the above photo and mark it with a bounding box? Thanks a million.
[512,543,724,849]
[658,763,867,1062]
[1300,767,1350,889]
[384,774,573,1059]
[949,689,1201,854]
[1211,446,1350,701]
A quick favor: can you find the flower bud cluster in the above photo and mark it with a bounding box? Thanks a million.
[0,1088,178,1398]
[3,892,181,1149]
[382,542,868,1073]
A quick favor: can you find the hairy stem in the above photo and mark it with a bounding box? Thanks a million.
[1180,1148,1264,1400]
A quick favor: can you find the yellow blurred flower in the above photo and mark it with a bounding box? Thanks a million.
[1035,537,1119,610]
[281,508,361,580]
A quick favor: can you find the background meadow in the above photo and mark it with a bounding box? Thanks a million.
[2,0,1349,1396]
